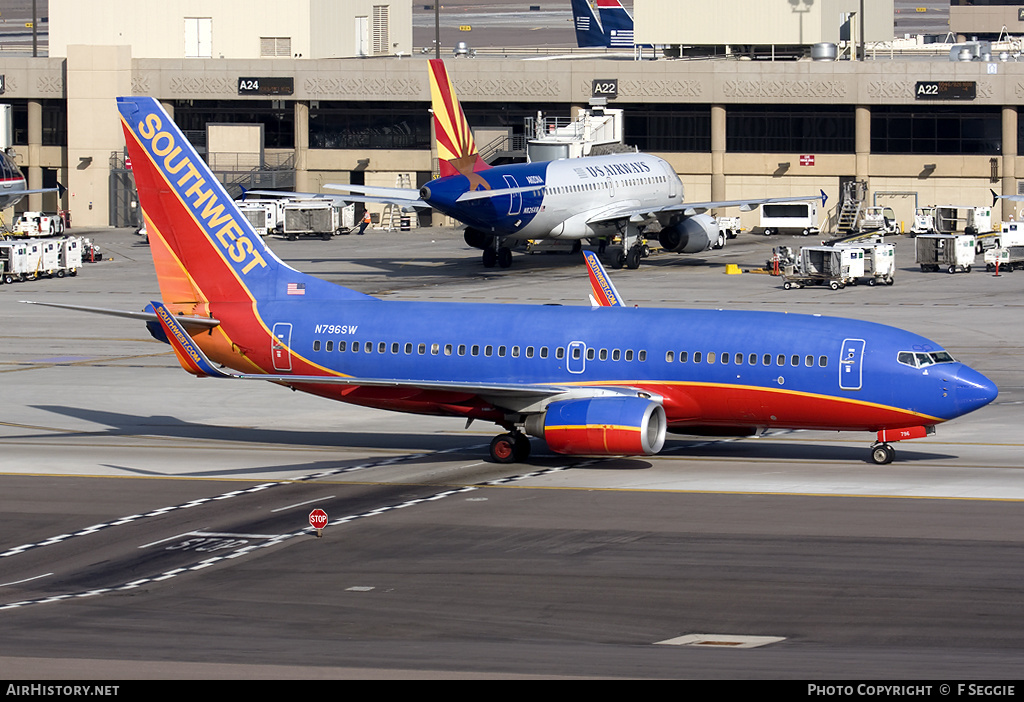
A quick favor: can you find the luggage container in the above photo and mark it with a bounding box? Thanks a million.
[0,239,43,282]
[281,201,346,240]
[835,241,896,285]
[915,234,975,273]
[238,199,285,237]
[58,236,83,277]
[782,246,864,290]
[759,201,820,237]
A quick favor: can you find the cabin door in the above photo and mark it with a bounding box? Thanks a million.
[272,322,293,372]
[839,338,865,391]
[503,175,522,216]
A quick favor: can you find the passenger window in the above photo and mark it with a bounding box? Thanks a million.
[694,351,702,363]
[600,349,608,361]
[777,354,786,366]
[679,351,688,363]
[313,340,321,352]
[625,350,633,361]
[431,344,439,355]
[805,355,813,367]
[444,344,453,356]
[707,351,716,364]
[498,345,506,357]
[404,342,412,354]
[418,343,425,354]
[586,348,595,361]
[391,343,399,354]
[365,342,373,353]
[540,347,549,359]
[666,351,674,363]
[735,353,742,365]
[353,342,361,353]
[818,355,828,367]
[556,347,565,359]
[790,354,799,367]
[526,346,534,358]
[340,341,347,352]
[639,350,646,362]
[763,353,771,366]
[378,342,386,354]
[458,344,466,356]
[326,340,333,352]
[512,346,520,358]
[721,352,730,364]
[471,345,479,356]
[612,349,621,361]
[485,345,493,357]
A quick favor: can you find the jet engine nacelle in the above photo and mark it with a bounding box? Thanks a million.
[658,214,718,254]
[525,396,667,456]
[464,228,490,250]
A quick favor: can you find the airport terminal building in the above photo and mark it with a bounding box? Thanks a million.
[4,0,1024,231]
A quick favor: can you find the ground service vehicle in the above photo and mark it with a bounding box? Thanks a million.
[760,201,820,237]
[915,234,976,273]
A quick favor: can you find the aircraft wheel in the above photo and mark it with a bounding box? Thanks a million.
[497,247,513,269]
[871,443,895,465]
[625,247,641,269]
[489,434,518,464]
[611,250,626,270]
[482,248,497,268]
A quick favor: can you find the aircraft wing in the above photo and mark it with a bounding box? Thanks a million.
[323,183,426,209]
[584,191,828,225]
[991,188,1024,204]
[244,188,427,211]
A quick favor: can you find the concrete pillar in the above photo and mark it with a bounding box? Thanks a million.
[294,101,310,193]
[27,100,42,211]
[711,104,726,206]
[1001,106,1017,222]
[855,105,870,192]
[65,44,133,227]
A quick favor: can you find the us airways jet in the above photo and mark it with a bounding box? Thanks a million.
[29,95,997,467]
[572,0,638,49]
[326,59,824,270]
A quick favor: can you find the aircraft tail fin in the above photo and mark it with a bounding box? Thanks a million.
[117,96,370,313]
[571,0,609,48]
[428,59,491,180]
[596,0,635,48]
[584,250,625,307]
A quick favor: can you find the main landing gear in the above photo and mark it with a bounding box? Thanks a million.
[609,224,647,270]
[482,245,513,269]
[489,431,531,463]
[870,442,896,465]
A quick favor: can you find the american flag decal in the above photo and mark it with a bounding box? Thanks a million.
[287,282,306,295]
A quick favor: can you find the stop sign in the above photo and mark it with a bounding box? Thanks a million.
[309,508,328,530]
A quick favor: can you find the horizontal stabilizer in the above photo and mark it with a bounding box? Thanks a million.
[20,300,220,332]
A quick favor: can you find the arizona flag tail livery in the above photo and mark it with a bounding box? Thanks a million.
[428,59,491,181]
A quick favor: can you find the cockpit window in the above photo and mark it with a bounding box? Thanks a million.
[898,350,956,368]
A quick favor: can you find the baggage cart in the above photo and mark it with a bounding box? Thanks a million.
[915,234,975,273]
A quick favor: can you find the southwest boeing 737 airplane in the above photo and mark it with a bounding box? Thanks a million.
[325,60,823,270]
[23,92,997,467]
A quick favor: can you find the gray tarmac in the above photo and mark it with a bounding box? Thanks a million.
[1,224,1023,679]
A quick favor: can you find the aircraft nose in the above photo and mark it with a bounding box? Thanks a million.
[951,365,998,416]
